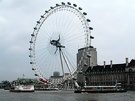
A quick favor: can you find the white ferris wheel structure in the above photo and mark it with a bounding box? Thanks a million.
[29,2,94,86]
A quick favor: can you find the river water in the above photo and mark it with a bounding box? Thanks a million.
[0,89,135,101]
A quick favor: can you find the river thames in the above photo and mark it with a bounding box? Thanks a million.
[0,89,135,101]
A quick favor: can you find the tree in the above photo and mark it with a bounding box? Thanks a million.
[1,80,11,89]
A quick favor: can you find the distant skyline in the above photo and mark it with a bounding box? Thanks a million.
[0,0,135,81]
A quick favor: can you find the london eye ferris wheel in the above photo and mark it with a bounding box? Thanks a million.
[29,2,94,83]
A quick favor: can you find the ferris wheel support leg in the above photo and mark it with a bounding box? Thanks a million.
[59,49,64,76]
[61,51,72,74]
[74,80,80,88]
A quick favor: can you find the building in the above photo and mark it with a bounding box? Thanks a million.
[125,59,135,90]
[77,47,97,67]
[85,58,135,90]
[77,47,97,86]
[62,73,74,89]
[50,71,63,88]
[76,46,135,90]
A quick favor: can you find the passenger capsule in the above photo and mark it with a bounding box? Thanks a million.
[50,6,53,9]
[56,4,59,6]
[87,54,91,58]
[89,46,94,48]
[37,21,40,24]
[39,78,47,83]
[67,2,71,5]
[45,10,48,13]
[89,27,93,30]
[34,27,37,30]
[32,68,36,70]
[30,62,33,64]
[83,12,87,15]
[29,55,33,57]
[79,71,83,74]
[62,2,65,5]
[35,74,38,76]
[31,34,34,36]
[29,41,33,43]
[41,15,44,18]
[73,4,77,7]
[78,7,82,10]
[29,48,32,50]
[90,36,94,39]
[84,63,88,66]
[87,19,91,22]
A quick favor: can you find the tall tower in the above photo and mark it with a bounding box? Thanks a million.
[77,47,97,86]
[77,47,97,67]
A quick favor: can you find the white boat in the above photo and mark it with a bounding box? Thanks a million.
[10,85,34,92]
[74,82,127,93]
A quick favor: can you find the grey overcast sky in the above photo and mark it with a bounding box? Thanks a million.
[0,0,135,81]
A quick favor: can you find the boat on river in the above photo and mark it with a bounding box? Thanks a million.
[10,85,34,92]
[35,87,59,91]
[34,83,59,91]
[74,83,127,93]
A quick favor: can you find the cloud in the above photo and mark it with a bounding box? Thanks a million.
[0,16,8,35]
[0,65,33,81]
[6,45,25,54]
[0,15,7,24]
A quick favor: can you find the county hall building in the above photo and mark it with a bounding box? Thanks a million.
[77,47,135,90]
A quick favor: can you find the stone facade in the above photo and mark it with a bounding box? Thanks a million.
[125,59,135,90]
[85,59,135,90]
[50,76,63,88]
